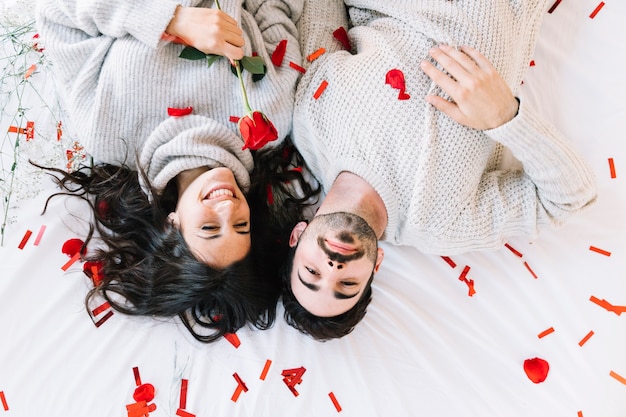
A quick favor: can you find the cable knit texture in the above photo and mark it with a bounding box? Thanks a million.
[293,0,597,255]
[36,0,303,193]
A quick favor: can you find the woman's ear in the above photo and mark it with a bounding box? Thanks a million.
[289,221,308,247]
[168,212,180,228]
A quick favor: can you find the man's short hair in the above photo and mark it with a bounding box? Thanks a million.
[280,246,374,341]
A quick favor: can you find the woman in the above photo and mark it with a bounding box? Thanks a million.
[36,0,317,342]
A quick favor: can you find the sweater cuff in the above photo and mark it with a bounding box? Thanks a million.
[126,0,181,49]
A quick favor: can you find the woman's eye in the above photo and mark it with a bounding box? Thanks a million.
[234,222,248,228]
[201,225,218,231]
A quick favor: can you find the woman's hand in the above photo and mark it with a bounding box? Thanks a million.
[420,44,519,130]
[165,6,245,61]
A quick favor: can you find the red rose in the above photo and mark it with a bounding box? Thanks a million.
[61,238,86,257]
[239,111,278,150]
[133,383,156,403]
[523,357,550,383]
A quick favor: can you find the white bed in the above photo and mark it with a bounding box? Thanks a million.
[1,1,625,416]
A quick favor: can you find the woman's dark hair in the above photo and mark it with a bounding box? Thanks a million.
[31,139,319,343]
[280,246,374,341]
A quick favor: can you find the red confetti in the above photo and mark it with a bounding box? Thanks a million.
[537,327,555,339]
[289,61,306,74]
[578,412,584,417]
[313,80,329,100]
[62,238,86,257]
[33,225,46,246]
[0,391,8,411]
[61,252,81,271]
[523,261,538,279]
[504,243,523,258]
[133,367,142,386]
[231,384,245,402]
[83,261,104,286]
[271,39,288,67]
[179,379,188,409]
[529,60,535,67]
[610,370,626,386]
[282,367,306,397]
[547,0,562,13]
[92,301,111,317]
[578,330,594,347]
[441,256,456,268]
[133,384,156,403]
[167,107,193,117]
[56,121,63,141]
[523,357,549,383]
[7,125,24,134]
[24,64,36,79]
[18,229,32,250]
[259,359,272,381]
[332,26,352,51]
[93,310,114,327]
[328,392,342,412]
[229,115,240,123]
[175,409,195,417]
[224,332,241,348]
[608,158,616,178]
[589,245,611,257]
[307,47,326,62]
[126,401,156,417]
[266,184,274,205]
[589,2,605,19]
[385,69,410,100]
[25,121,35,141]
[458,265,476,297]
[589,296,626,315]
[233,373,248,392]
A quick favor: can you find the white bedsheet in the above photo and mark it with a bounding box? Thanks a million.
[1,2,625,416]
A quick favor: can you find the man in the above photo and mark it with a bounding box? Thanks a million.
[283,0,597,340]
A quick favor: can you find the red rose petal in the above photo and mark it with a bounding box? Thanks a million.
[62,238,86,257]
[523,357,550,383]
[167,106,193,117]
[83,261,104,286]
[271,39,288,67]
[385,69,406,90]
[133,383,155,403]
[333,26,352,51]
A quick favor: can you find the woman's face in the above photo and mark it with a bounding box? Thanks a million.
[169,167,251,269]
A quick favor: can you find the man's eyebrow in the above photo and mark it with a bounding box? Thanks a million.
[297,273,359,300]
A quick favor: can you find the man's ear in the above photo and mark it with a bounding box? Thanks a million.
[289,221,308,247]
[168,212,180,228]
[373,247,384,272]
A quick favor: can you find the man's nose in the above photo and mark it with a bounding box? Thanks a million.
[327,259,345,270]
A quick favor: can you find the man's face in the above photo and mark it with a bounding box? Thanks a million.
[289,212,384,317]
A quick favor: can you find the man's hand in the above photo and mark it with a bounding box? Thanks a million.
[165,6,245,61]
[420,44,519,130]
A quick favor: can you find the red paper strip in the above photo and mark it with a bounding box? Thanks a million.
[589,2,605,19]
[307,47,326,62]
[504,243,523,258]
[271,39,288,67]
[282,367,306,396]
[577,412,584,417]
[0,391,8,411]
[57,121,63,141]
[537,327,554,339]
[589,245,611,257]
[93,310,114,327]
[441,256,456,268]
[231,384,244,402]
[179,379,188,409]
[133,367,142,386]
[92,301,111,317]
[126,401,152,417]
[175,409,195,417]
[233,373,248,392]
[61,252,81,271]
[229,116,240,123]
[458,265,476,296]
[523,261,538,279]
[18,229,33,249]
[529,60,535,67]
[266,184,274,205]
[24,64,36,79]
[578,330,594,347]
[328,392,342,412]
[167,107,193,117]
[589,296,626,315]
[7,126,24,134]
[289,61,306,74]
[608,158,616,178]
[547,0,562,13]
[313,80,329,100]
[224,332,241,348]
[609,370,626,386]
[33,225,46,246]
[259,359,272,380]
[25,121,35,141]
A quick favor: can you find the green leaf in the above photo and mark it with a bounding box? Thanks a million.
[206,54,221,68]
[179,46,208,61]
[241,56,266,75]
[252,65,267,82]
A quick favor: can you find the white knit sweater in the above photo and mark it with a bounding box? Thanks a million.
[293,0,597,255]
[36,0,303,192]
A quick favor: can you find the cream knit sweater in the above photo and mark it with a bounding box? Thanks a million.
[36,0,303,192]
[293,0,597,255]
